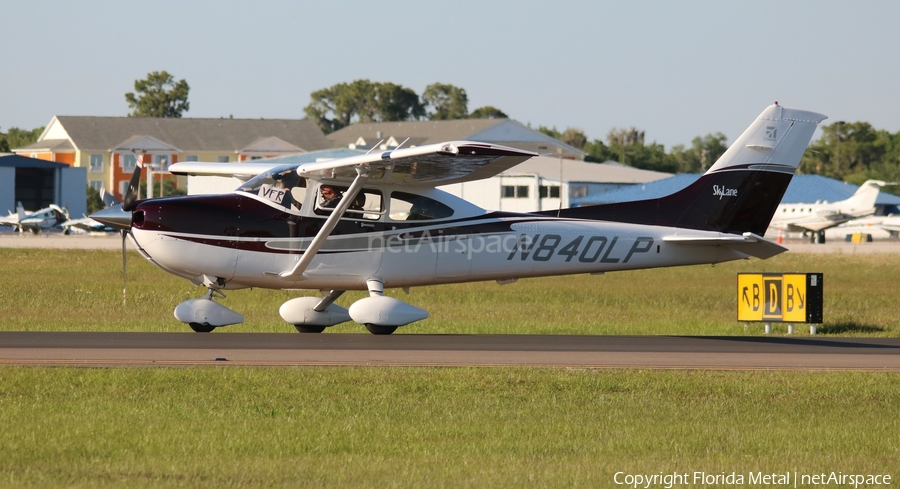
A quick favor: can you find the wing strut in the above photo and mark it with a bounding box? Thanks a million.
[278,166,370,280]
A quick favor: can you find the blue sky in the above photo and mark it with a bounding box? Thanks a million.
[2,0,898,149]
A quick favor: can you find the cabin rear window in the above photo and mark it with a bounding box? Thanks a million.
[389,192,454,221]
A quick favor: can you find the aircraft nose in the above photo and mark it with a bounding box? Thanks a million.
[90,204,133,230]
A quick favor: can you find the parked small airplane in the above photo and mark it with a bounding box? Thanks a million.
[0,203,70,233]
[91,103,826,334]
[61,188,122,234]
[768,179,889,241]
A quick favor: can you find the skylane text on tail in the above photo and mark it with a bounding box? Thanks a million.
[91,103,826,334]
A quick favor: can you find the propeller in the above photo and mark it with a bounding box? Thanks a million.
[91,153,144,304]
[122,154,144,212]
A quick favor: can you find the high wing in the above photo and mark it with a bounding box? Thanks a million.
[168,161,284,181]
[169,141,537,186]
[295,141,536,186]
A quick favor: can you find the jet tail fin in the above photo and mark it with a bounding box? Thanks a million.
[554,104,827,235]
[16,202,26,221]
[842,180,886,210]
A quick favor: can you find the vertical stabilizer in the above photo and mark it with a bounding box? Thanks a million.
[840,180,886,211]
[555,104,827,235]
[707,104,827,174]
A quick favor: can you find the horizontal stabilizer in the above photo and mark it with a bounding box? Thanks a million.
[663,232,787,259]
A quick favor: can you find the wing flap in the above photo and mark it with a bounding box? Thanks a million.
[663,232,787,259]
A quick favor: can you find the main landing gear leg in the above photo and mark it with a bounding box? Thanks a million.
[363,280,398,335]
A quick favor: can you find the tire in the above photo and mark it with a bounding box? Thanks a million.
[294,325,326,333]
[189,322,216,333]
[365,324,397,335]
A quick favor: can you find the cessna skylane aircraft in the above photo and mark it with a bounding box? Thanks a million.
[92,103,826,334]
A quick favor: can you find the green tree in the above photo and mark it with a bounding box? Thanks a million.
[125,71,190,118]
[0,126,44,151]
[422,83,469,120]
[304,80,424,134]
[469,106,507,119]
[560,128,587,150]
[605,127,645,165]
[536,125,562,140]
[376,82,425,122]
[583,139,616,163]
[86,186,105,214]
[669,132,728,173]
[799,121,888,180]
[139,178,186,198]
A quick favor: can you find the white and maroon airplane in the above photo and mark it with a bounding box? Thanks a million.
[92,104,826,334]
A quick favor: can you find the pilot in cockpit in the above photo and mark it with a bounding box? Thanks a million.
[319,185,342,208]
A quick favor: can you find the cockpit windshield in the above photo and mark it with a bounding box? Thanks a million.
[237,165,307,210]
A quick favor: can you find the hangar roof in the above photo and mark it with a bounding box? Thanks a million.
[0,154,68,168]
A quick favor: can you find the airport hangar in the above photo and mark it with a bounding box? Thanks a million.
[0,154,86,219]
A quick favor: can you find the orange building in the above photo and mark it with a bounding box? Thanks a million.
[14,116,331,201]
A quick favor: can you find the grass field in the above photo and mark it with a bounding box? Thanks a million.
[1,367,899,488]
[1,249,898,487]
[0,248,897,336]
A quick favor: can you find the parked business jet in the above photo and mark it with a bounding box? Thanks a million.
[0,203,70,233]
[91,103,826,334]
[768,180,888,240]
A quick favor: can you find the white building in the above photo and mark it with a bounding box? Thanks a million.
[439,156,671,212]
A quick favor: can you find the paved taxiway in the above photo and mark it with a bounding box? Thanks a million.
[2,333,899,369]
[3,234,899,369]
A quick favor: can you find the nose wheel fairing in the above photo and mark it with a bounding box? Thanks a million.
[173,288,244,332]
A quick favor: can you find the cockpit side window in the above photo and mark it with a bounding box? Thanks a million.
[389,192,454,221]
[237,166,306,211]
[314,184,384,221]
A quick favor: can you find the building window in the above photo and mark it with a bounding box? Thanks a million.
[501,185,530,198]
[539,185,560,198]
[570,185,588,198]
[90,154,103,172]
[153,154,168,170]
[90,180,102,192]
[186,155,199,162]
[122,154,137,171]
[217,155,230,163]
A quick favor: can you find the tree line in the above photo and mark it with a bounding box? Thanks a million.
[5,71,900,191]
[302,80,506,134]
